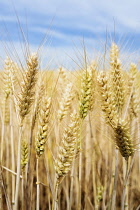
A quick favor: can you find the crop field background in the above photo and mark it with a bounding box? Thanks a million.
[0,42,140,210]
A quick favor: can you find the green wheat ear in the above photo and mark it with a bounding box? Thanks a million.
[79,67,93,119]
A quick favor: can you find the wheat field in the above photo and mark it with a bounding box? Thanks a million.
[0,42,140,210]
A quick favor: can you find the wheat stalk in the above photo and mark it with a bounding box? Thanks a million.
[14,53,38,210]
[35,96,51,210]
[54,111,80,209]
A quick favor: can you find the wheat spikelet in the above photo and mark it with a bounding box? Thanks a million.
[129,63,139,118]
[54,111,80,186]
[79,67,93,119]
[110,43,125,114]
[35,96,51,157]
[2,57,13,125]
[97,71,117,128]
[21,140,28,170]
[88,61,97,111]
[129,63,138,79]
[129,88,139,118]
[4,97,10,125]
[114,120,134,160]
[3,57,20,124]
[57,83,73,121]
[97,185,104,203]
[3,57,19,97]
[18,53,38,123]
[58,66,67,84]
[32,83,45,128]
[3,57,14,98]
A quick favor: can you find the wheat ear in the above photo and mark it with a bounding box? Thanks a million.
[115,120,134,160]
[129,63,139,118]
[79,67,93,119]
[57,83,73,121]
[97,71,117,128]
[110,43,125,116]
[18,53,38,124]
[21,140,28,210]
[21,140,28,171]
[55,111,80,185]
[35,96,51,210]
[35,96,51,157]
[14,53,38,210]
[54,111,80,210]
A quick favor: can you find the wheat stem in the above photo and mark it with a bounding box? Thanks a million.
[14,125,23,210]
[121,159,129,210]
[121,153,135,210]
[10,96,16,205]
[69,158,76,210]
[36,158,40,210]
[111,149,119,210]
[78,120,83,210]
[54,184,58,210]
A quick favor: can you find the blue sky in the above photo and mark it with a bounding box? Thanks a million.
[0,0,140,69]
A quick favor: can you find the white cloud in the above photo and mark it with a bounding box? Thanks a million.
[2,0,140,31]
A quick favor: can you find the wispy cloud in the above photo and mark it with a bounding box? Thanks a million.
[0,0,140,68]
